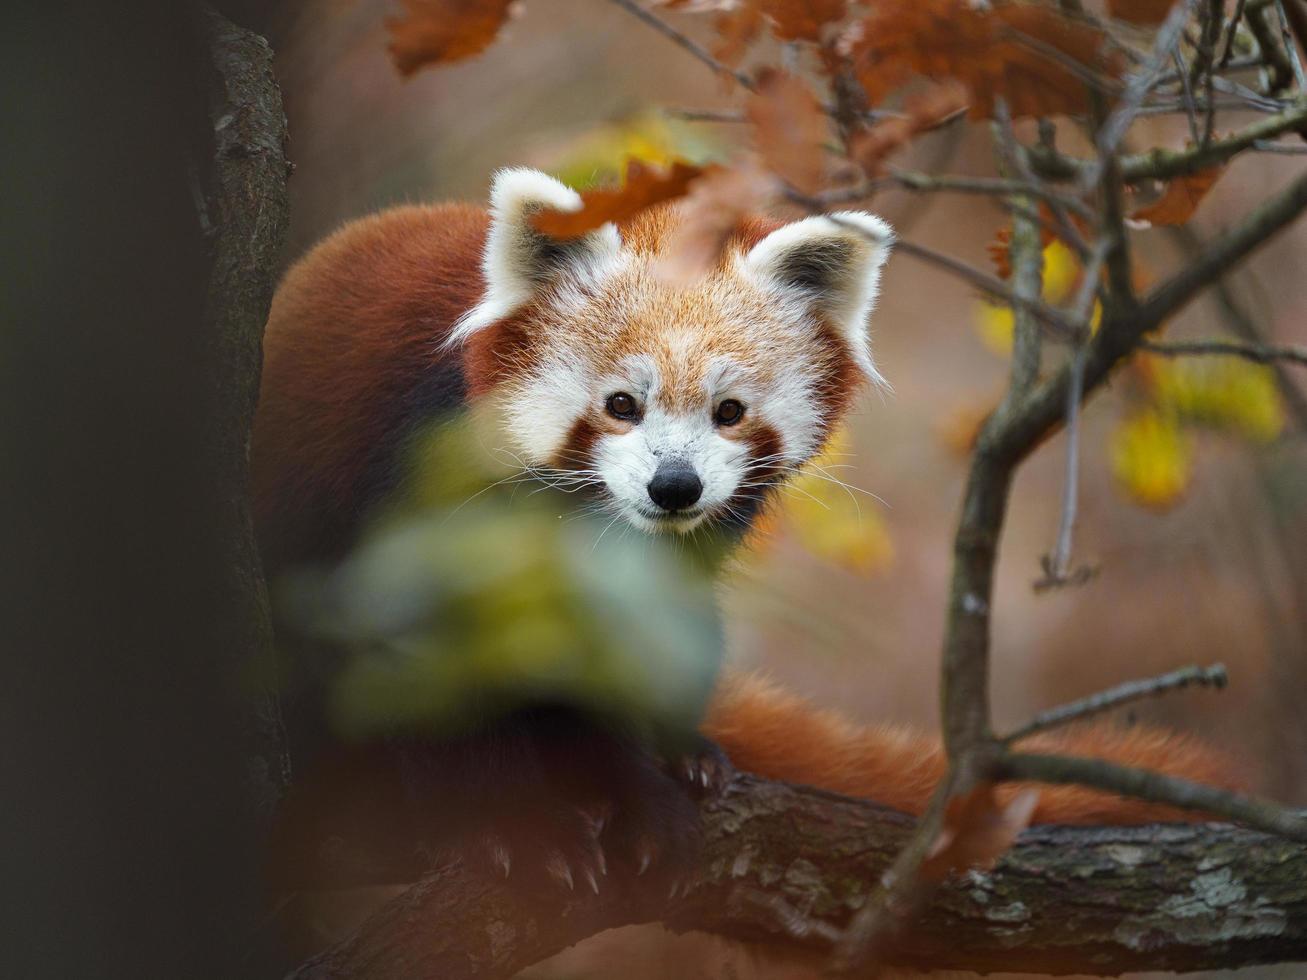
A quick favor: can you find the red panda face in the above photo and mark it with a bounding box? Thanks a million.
[452,169,893,535]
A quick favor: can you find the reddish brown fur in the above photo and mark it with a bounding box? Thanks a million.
[706,672,1245,824]
[255,199,1241,827]
[253,203,488,565]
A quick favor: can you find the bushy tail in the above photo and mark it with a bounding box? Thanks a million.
[703,671,1247,824]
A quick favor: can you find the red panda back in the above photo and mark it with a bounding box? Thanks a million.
[252,203,488,569]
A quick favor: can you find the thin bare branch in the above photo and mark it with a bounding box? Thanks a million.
[1003,663,1229,743]
[890,237,1083,339]
[1025,98,1307,182]
[1082,0,1202,191]
[606,0,756,91]
[1003,753,1307,841]
[1142,336,1307,366]
[1276,0,1307,89]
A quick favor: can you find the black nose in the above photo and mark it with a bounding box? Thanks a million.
[647,461,703,512]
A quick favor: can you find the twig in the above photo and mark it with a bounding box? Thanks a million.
[1249,0,1297,92]
[1002,753,1307,841]
[605,0,756,91]
[1024,97,1307,182]
[1033,238,1110,591]
[854,168,1096,223]
[664,107,747,123]
[1005,190,1046,400]
[1172,48,1203,145]
[1034,345,1091,591]
[1142,336,1307,366]
[1003,663,1229,743]
[1220,0,1252,67]
[1083,0,1201,192]
[1255,137,1307,150]
[1276,0,1307,89]
[889,237,1082,340]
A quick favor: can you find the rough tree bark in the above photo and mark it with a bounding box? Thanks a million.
[290,775,1307,979]
[199,2,292,820]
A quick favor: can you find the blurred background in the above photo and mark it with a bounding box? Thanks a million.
[5,1,1304,977]
[265,0,1307,806]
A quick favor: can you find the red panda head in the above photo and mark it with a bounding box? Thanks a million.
[450,168,894,535]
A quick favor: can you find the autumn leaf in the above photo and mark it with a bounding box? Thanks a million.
[531,160,711,239]
[976,240,1099,355]
[848,0,1117,120]
[655,158,780,283]
[760,0,849,42]
[921,784,1039,882]
[1111,408,1193,509]
[386,0,517,77]
[743,428,893,575]
[1143,353,1285,442]
[1130,167,1224,226]
[711,3,766,66]
[851,80,969,174]
[747,69,831,194]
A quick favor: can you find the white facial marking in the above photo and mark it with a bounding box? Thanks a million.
[452,172,895,535]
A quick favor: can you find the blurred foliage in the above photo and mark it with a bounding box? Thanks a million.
[1111,355,1285,508]
[1110,408,1194,510]
[744,428,894,576]
[545,111,723,190]
[279,409,724,742]
[973,239,1285,511]
[975,240,1097,356]
[1139,353,1286,443]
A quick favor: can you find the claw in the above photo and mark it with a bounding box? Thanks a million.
[635,837,656,876]
[582,866,600,895]
[595,845,608,877]
[545,850,574,891]
[490,843,512,879]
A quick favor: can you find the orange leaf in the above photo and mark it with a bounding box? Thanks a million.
[1106,0,1175,26]
[760,0,849,42]
[386,0,516,77]
[851,80,969,174]
[848,0,1118,120]
[747,69,830,194]
[531,160,710,240]
[655,159,780,283]
[713,3,766,65]
[1130,167,1223,226]
[920,783,1039,882]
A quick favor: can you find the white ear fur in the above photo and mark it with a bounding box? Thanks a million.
[744,211,894,384]
[448,168,622,346]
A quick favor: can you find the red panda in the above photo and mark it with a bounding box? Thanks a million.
[252,168,1242,908]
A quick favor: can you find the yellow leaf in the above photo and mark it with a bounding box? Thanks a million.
[1111,409,1193,510]
[974,240,1099,356]
[546,112,722,190]
[775,429,893,575]
[1146,355,1285,442]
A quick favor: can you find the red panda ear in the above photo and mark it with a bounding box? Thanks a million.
[450,169,623,345]
[743,212,894,384]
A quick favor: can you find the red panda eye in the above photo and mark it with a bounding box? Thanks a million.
[714,399,745,426]
[606,392,639,421]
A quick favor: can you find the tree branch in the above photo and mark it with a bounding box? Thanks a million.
[1142,337,1307,367]
[287,775,1307,980]
[1003,663,1229,743]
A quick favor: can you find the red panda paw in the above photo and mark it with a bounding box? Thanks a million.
[469,802,610,895]
[667,734,735,798]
